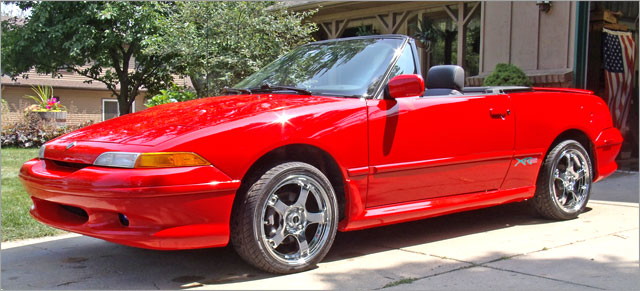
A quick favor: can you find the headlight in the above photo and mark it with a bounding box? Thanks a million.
[38,145,46,159]
[93,152,210,168]
[93,152,140,168]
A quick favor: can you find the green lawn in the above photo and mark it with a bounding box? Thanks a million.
[1,147,64,241]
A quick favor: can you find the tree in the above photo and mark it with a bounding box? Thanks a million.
[411,18,444,69]
[412,18,444,54]
[145,2,317,97]
[1,2,174,115]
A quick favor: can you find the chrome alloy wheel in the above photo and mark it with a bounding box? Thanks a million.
[550,149,591,213]
[259,174,331,265]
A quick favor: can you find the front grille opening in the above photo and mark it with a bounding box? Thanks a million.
[59,204,89,224]
[60,204,88,218]
[51,160,90,170]
[31,197,89,225]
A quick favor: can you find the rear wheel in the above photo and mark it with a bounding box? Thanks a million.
[531,140,593,220]
[231,162,338,274]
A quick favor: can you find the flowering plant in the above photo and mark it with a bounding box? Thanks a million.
[24,85,66,112]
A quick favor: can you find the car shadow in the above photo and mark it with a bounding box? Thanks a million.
[0,201,573,290]
[325,202,563,262]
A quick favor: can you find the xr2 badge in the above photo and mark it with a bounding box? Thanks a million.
[515,157,536,166]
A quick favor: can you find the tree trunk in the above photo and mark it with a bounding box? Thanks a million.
[205,73,215,97]
[118,91,132,115]
[190,73,218,98]
[118,72,132,115]
[190,73,207,98]
[112,45,135,116]
[444,31,455,65]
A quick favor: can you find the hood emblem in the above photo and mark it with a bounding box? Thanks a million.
[66,142,77,150]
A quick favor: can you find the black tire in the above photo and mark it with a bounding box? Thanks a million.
[231,162,339,274]
[530,140,593,220]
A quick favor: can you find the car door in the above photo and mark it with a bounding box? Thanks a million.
[366,93,514,207]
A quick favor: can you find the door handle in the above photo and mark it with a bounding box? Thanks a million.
[489,108,510,119]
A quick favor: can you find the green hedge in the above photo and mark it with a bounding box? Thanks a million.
[483,63,532,87]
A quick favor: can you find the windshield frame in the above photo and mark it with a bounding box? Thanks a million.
[370,37,411,100]
[233,35,412,99]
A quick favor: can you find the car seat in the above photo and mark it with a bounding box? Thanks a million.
[423,65,465,96]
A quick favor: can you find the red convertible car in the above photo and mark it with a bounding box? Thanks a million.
[21,35,622,274]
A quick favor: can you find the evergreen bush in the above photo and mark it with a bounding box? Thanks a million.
[483,63,532,86]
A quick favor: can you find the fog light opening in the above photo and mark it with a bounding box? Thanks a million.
[118,213,130,227]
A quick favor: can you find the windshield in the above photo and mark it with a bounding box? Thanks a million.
[234,38,405,97]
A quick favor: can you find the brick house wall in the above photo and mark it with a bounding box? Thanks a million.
[1,85,147,126]
[1,67,191,126]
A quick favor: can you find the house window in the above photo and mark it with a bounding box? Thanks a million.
[102,99,135,121]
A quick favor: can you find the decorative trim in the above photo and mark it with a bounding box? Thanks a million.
[371,153,513,175]
[347,167,370,177]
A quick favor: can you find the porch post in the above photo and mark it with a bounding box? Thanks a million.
[457,3,466,66]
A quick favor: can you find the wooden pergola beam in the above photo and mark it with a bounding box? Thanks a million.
[375,14,389,33]
[321,19,350,39]
[463,2,480,25]
[376,10,410,34]
[335,18,350,38]
[320,22,333,38]
[390,11,410,34]
[457,3,465,66]
[440,2,481,66]
[443,5,457,22]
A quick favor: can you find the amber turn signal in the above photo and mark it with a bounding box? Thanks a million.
[134,152,210,168]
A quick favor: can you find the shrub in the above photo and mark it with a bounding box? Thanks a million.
[483,63,532,87]
[1,113,93,148]
[145,84,197,108]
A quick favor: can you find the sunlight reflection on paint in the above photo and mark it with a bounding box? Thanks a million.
[273,111,292,127]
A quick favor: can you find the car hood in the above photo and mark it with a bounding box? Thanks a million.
[58,94,343,146]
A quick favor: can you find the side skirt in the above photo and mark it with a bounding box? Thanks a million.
[339,186,535,231]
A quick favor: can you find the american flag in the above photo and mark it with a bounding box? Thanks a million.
[603,28,636,135]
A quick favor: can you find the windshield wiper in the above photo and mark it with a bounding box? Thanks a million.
[222,87,252,95]
[251,84,312,95]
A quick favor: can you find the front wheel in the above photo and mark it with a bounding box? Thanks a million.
[231,162,338,274]
[530,140,593,220]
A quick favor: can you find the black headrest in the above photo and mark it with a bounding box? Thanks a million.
[426,65,465,91]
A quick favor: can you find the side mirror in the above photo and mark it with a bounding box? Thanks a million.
[385,74,425,99]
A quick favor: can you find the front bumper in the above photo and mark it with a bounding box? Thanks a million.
[20,159,240,250]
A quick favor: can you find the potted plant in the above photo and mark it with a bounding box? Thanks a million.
[24,85,67,127]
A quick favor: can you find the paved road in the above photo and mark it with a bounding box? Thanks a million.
[2,171,638,290]
[591,170,639,203]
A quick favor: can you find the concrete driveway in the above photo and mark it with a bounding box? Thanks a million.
[2,171,638,290]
